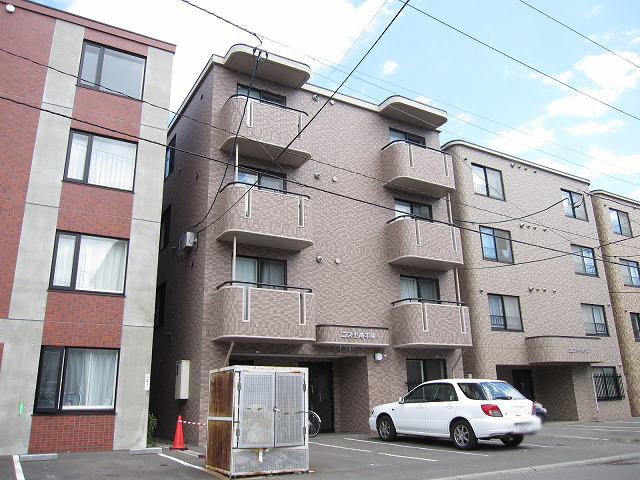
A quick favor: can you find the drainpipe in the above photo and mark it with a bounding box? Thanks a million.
[591,366,600,413]
[231,235,237,281]
[234,142,239,181]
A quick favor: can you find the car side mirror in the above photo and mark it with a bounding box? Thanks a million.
[398,397,404,404]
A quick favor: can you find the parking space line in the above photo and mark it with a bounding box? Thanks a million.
[310,442,372,453]
[560,427,640,433]
[378,453,437,462]
[520,444,556,448]
[12,455,25,480]
[536,433,610,441]
[343,438,489,456]
[158,453,219,476]
[563,425,640,430]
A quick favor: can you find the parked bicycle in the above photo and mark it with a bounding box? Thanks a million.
[308,411,321,438]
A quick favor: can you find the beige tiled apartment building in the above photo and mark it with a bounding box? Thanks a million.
[444,140,631,421]
[151,45,471,444]
[591,191,640,416]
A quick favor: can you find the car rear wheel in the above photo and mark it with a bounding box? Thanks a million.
[500,434,524,447]
[377,415,397,441]
[451,420,478,450]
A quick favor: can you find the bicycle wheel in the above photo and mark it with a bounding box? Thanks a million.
[308,411,321,438]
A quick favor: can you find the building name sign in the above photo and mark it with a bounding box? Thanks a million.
[567,348,589,354]
[341,331,376,340]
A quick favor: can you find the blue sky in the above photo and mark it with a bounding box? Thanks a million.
[36,0,640,199]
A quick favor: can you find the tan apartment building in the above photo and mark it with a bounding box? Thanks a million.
[444,140,631,421]
[0,0,174,454]
[592,191,640,416]
[151,44,471,444]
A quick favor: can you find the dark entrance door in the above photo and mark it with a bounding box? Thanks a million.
[299,362,334,433]
[512,369,535,400]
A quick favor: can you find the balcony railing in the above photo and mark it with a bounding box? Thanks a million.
[386,217,464,270]
[211,281,315,344]
[391,301,471,348]
[490,315,523,331]
[593,373,625,401]
[213,183,313,251]
[585,321,608,336]
[381,140,455,197]
[219,95,311,167]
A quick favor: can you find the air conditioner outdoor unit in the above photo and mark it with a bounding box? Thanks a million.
[184,230,197,249]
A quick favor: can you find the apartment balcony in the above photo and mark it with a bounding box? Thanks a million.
[391,300,472,348]
[525,336,604,364]
[220,96,311,167]
[214,183,313,251]
[381,141,455,197]
[211,282,315,344]
[386,217,464,270]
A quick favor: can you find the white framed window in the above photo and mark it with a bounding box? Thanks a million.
[620,259,640,286]
[65,131,137,191]
[50,232,128,294]
[34,347,119,412]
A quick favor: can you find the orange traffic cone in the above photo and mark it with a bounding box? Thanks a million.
[170,415,187,450]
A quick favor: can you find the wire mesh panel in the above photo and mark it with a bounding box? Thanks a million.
[232,448,308,475]
[237,371,275,448]
[275,372,306,447]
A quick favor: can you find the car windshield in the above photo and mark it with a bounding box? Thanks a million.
[457,382,526,400]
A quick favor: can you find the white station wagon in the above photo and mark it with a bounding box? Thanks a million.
[369,379,542,450]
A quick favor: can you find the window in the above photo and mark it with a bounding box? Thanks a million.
[620,259,640,286]
[631,313,640,341]
[400,277,439,304]
[406,359,446,391]
[34,347,118,412]
[488,294,523,331]
[571,244,597,276]
[159,206,171,250]
[394,199,432,221]
[65,131,137,191]
[237,167,286,191]
[480,227,513,263]
[389,128,426,146]
[561,189,588,221]
[50,232,128,294]
[165,136,176,179]
[472,164,504,200]
[582,304,608,336]
[236,256,286,290]
[592,367,625,401]
[610,209,632,236]
[237,84,285,106]
[154,282,166,327]
[79,42,145,99]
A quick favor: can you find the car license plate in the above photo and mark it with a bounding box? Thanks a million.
[514,422,533,433]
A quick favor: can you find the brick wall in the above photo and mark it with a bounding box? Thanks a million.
[29,415,115,453]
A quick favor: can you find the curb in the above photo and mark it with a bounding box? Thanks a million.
[431,452,640,480]
[19,453,57,462]
[130,447,163,455]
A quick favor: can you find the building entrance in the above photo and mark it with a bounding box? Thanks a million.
[512,369,535,400]
[299,362,334,432]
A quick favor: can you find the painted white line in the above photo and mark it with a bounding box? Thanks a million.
[537,433,610,441]
[520,444,555,448]
[310,442,372,453]
[158,453,216,475]
[12,455,25,480]
[344,437,488,457]
[560,427,640,433]
[379,452,437,462]
[561,425,640,430]
[611,421,640,425]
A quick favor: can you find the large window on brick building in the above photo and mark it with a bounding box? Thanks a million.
[582,304,608,336]
[610,208,632,236]
[571,244,597,276]
[472,163,504,200]
[236,256,286,290]
[561,189,588,221]
[79,42,146,99]
[480,227,513,263]
[50,232,128,294]
[400,276,439,303]
[620,259,640,286]
[65,131,137,191]
[406,359,446,391]
[34,347,119,412]
[394,199,432,221]
[488,294,523,331]
[592,367,625,401]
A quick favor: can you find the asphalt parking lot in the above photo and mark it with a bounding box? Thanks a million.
[6,419,640,479]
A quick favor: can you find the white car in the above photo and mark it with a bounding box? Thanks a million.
[369,379,542,450]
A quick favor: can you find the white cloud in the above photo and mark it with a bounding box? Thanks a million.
[587,5,603,17]
[530,70,572,88]
[565,119,624,136]
[487,117,556,155]
[381,60,398,75]
[414,95,431,105]
[627,188,640,201]
[533,157,575,174]
[630,36,640,46]
[65,0,394,111]
[454,113,472,123]
[578,146,640,180]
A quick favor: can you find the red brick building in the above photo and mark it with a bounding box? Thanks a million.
[0,0,174,454]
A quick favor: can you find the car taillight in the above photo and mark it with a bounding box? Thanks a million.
[481,404,503,417]
[532,404,536,415]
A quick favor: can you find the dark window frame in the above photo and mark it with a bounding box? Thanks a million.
[78,41,146,100]
[49,231,129,296]
[571,244,598,277]
[236,166,287,192]
[471,163,505,200]
[389,128,426,147]
[620,259,640,287]
[406,359,446,391]
[159,206,171,251]
[480,226,514,263]
[154,282,166,328]
[488,293,523,332]
[400,276,440,303]
[63,130,138,192]
[394,198,432,221]
[165,136,176,179]
[237,84,286,107]
[592,366,625,401]
[610,208,632,237]
[236,255,287,290]
[561,189,588,221]
[33,346,120,414]
[582,303,609,336]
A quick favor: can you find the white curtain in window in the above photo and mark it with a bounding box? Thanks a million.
[76,236,127,293]
[236,257,258,286]
[418,279,438,301]
[62,349,118,409]
[401,277,418,301]
[486,169,504,199]
[488,295,503,317]
[88,136,136,190]
[503,296,522,329]
[260,260,285,289]
[52,235,76,287]
[67,133,89,180]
